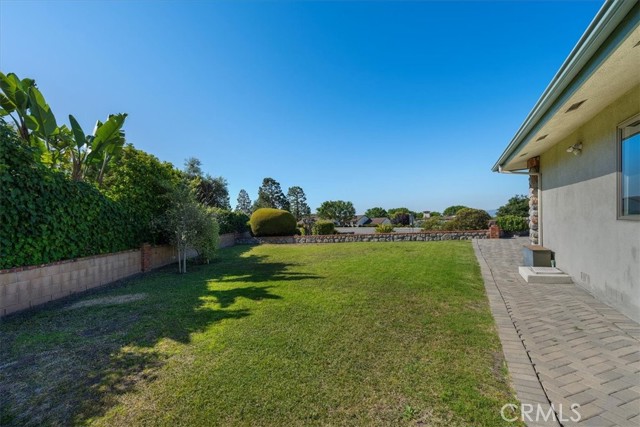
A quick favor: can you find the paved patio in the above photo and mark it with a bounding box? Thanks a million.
[474,237,640,427]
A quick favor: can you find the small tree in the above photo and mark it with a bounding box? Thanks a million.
[449,208,491,230]
[365,207,388,218]
[183,157,230,209]
[391,212,411,226]
[443,205,468,216]
[496,194,529,218]
[317,200,356,226]
[387,207,412,217]
[235,189,252,215]
[287,186,311,221]
[163,183,220,273]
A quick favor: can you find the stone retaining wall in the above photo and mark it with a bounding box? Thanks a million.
[237,230,490,245]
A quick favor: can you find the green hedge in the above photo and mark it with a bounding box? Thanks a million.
[0,125,136,269]
[249,208,296,237]
[312,220,335,235]
[496,215,529,233]
[210,209,250,234]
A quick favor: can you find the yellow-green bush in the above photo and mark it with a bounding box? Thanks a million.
[249,208,296,236]
[375,224,395,233]
[312,220,335,235]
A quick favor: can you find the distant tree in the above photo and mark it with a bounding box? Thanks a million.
[430,211,442,217]
[184,157,203,178]
[443,205,468,216]
[317,200,355,226]
[391,212,411,226]
[192,175,230,209]
[496,194,529,218]
[254,177,290,211]
[183,157,230,209]
[450,208,491,230]
[287,186,311,221]
[235,189,252,215]
[365,207,388,218]
[387,207,412,216]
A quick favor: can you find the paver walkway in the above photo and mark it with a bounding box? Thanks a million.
[474,237,640,427]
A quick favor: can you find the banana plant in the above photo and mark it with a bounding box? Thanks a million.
[0,72,66,167]
[66,113,127,182]
[0,72,36,141]
[1,71,127,182]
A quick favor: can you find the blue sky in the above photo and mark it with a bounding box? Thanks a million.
[0,0,602,213]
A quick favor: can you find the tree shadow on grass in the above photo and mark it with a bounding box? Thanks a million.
[0,245,320,426]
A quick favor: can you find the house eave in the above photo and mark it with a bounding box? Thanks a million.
[492,0,639,172]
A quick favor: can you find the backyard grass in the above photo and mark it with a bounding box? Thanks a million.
[0,242,521,426]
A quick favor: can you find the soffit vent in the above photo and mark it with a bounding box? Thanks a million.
[519,152,529,158]
[536,134,548,141]
[566,99,587,112]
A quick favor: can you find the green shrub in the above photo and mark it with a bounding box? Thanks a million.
[0,124,136,269]
[449,208,491,230]
[422,217,444,230]
[249,208,296,236]
[375,224,395,233]
[210,208,250,234]
[102,145,181,245]
[496,215,529,233]
[312,220,336,235]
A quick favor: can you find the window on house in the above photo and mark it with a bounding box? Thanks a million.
[619,114,640,218]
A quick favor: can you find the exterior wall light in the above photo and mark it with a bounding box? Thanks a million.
[566,143,582,155]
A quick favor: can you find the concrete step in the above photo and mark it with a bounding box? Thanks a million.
[518,266,573,284]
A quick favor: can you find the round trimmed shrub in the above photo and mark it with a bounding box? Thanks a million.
[249,208,296,236]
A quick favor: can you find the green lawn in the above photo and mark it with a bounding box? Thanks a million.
[0,242,520,426]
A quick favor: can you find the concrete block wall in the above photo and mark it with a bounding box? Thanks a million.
[219,232,239,248]
[0,249,140,316]
[0,233,240,317]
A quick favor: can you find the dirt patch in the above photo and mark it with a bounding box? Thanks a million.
[66,293,147,310]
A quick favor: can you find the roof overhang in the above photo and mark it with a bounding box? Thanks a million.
[493,0,640,172]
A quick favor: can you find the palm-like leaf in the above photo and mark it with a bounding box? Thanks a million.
[27,87,58,139]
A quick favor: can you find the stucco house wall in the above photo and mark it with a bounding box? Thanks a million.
[540,85,640,322]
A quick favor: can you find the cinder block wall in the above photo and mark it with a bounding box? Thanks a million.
[0,249,140,316]
[0,233,239,317]
[219,233,238,248]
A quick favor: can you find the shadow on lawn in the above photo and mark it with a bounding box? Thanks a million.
[0,245,320,427]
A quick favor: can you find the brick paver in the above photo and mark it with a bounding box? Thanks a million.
[474,238,640,427]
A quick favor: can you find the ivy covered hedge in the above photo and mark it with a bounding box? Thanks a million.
[0,125,136,269]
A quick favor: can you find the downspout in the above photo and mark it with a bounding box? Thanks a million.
[497,166,543,246]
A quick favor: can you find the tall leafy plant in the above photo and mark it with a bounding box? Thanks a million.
[0,72,127,182]
[162,183,220,273]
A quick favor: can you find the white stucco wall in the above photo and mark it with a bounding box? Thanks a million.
[540,85,640,322]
